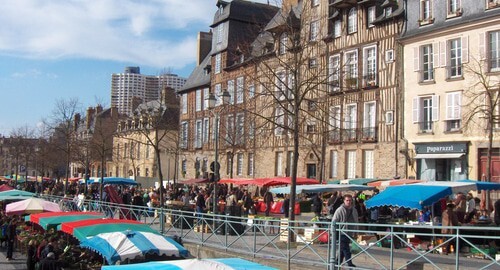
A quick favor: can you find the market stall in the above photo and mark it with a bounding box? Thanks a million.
[29,211,106,230]
[80,230,189,265]
[101,258,278,270]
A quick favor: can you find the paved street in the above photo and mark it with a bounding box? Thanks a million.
[0,243,27,270]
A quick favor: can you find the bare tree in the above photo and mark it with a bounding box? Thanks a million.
[462,57,500,210]
[45,98,81,194]
[9,125,36,185]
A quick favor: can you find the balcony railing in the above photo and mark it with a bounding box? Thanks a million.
[361,127,377,141]
[328,130,341,142]
[342,128,357,141]
[417,121,433,133]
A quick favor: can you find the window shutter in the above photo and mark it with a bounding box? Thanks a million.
[440,41,446,68]
[446,93,453,120]
[433,42,439,67]
[462,36,469,63]
[413,97,420,123]
[455,92,462,120]
[432,95,440,121]
[478,33,486,60]
[413,47,420,71]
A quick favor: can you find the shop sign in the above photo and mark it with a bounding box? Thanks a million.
[414,142,467,154]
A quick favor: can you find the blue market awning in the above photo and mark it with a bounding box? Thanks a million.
[102,258,278,270]
[270,184,373,194]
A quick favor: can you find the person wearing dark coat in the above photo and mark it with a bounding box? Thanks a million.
[312,193,323,217]
[5,218,17,260]
[40,252,61,270]
[27,240,38,270]
[283,195,290,218]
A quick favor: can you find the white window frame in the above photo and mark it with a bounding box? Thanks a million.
[236,77,244,104]
[310,20,319,41]
[448,0,461,15]
[489,31,500,72]
[181,94,187,114]
[203,117,209,144]
[345,103,357,140]
[446,91,462,120]
[363,150,374,178]
[413,95,439,132]
[363,101,376,138]
[203,88,209,110]
[385,49,395,63]
[312,0,319,7]
[215,53,222,74]
[275,106,284,135]
[346,150,357,179]
[367,6,376,27]
[279,33,288,55]
[420,0,433,23]
[236,153,243,176]
[195,89,202,112]
[248,84,255,98]
[345,50,358,88]
[385,111,394,125]
[217,23,224,44]
[236,113,245,145]
[275,152,283,176]
[247,153,254,176]
[448,38,462,78]
[215,84,222,106]
[227,80,235,104]
[363,45,377,87]
[181,121,188,149]
[421,44,435,81]
[226,114,234,143]
[195,120,202,148]
[334,20,341,37]
[328,55,341,93]
[347,8,358,34]
[330,150,338,178]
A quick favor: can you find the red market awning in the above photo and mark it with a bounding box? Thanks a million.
[0,184,14,192]
[224,177,319,187]
[28,211,103,224]
[61,218,142,235]
[367,179,423,187]
[181,178,209,185]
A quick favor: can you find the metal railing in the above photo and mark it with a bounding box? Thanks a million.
[44,195,500,270]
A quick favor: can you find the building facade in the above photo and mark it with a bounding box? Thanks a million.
[400,0,500,183]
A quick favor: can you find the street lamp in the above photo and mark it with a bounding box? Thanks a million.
[206,89,231,215]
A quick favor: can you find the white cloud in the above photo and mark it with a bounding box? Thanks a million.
[0,0,215,69]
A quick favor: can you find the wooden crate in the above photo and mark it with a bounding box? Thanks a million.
[279,218,289,242]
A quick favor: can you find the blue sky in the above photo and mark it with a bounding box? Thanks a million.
[0,0,275,135]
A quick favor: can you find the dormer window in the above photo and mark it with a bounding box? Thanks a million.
[385,7,392,17]
[279,33,288,55]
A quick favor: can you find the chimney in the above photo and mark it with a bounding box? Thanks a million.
[96,105,103,114]
[197,31,212,65]
[86,107,95,129]
[74,113,81,131]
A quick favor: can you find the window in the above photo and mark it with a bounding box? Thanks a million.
[344,104,357,140]
[275,152,283,176]
[236,153,243,175]
[181,159,187,175]
[236,77,244,104]
[203,88,209,110]
[385,49,395,63]
[137,143,141,159]
[247,153,254,176]
[385,7,392,17]
[334,20,341,37]
[330,150,338,178]
[236,113,244,145]
[275,71,287,100]
[227,80,235,104]
[195,89,202,112]
[310,21,319,41]
[413,95,439,133]
[311,0,319,7]
[445,92,461,131]
[309,58,318,68]
[306,119,317,133]
[217,23,224,44]
[367,6,376,27]
[385,111,394,125]
[488,0,500,8]
[279,33,288,55]
[346,150,357,179]
[363,150,374,178]
[285,151,294,176]
[215,84,222,106]
[363,46,377,87]
[248,84,255,98]
[329,106,341,141]
[195,120,202,148]
[275,106,285,135]
[215,53,221,74]
[181,94,187,114]
[363,102,376,139]
[145,143,150,159]
[347,8,357,34]
[489,31,500,72]
[249,120,255,139]
[418,44,435,81]
[328,55,341,93]
[448,38,462,78]
[203,118,209,143]
[448,0,461,15]
[420,0,433,23]
[345,50,358,89]
[181,121,188,148]
[226,114,234,144]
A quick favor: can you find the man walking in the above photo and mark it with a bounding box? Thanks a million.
[6,217,17,261]
[332,194,358,268]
